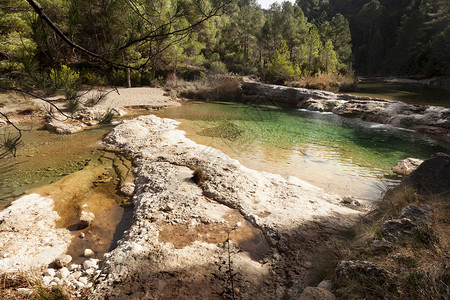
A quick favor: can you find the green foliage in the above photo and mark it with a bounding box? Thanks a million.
[49,65,80,98]
[265,41,297,83]
[98,109,115,125]
[65,99,80,114]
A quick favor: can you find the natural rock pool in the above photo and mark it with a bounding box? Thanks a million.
[154,100,450,200]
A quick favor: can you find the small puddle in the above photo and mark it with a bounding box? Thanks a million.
[29,151,134,263]
[159,210,269,260]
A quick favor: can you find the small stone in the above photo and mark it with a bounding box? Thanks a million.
[83,259,99,270]
[84,268,95,276]
[55,254,72,267]
[42,276,52,286]
[68,264,81,271]
[76,211,95,229]
[342,196,355,204]
[71,271,82,280]
[120,182,135,196]
[51,277,61,285]
[50,282,58,286]
[303,261,313,269]
[335,260,390,282]
[57,267,70,279]
[79,276,88,285]
[17,288,34,295]
[84,249,94,257]
[74,281,85,288]
[79,233,86,238]
[317,280,333,291]
[43,268,56,277]
[160,204,174,212]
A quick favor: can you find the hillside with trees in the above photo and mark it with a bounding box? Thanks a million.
[301,0,450,77]
[0,0,448,92]
[0,0,356,89]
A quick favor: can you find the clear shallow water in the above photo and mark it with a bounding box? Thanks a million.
[353,81,450,107]
[156,101,450,200]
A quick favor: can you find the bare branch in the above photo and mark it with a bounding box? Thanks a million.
[25,0,136,70]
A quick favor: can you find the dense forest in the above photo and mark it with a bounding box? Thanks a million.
[0,0,448,90]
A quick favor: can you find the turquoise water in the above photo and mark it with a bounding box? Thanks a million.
[156,101,450,200]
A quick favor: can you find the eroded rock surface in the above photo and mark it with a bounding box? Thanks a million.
[242,81,450,141]
[392,158,423,175]
[90,115,361,299]
[0,194,71,272]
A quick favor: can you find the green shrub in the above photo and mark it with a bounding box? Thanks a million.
[265,41,298,84]
[210,61,228,75]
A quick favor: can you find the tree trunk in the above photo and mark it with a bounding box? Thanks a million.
[127,68,131,88]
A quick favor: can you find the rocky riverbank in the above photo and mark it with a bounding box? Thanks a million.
[90,115,364,299]
[242,81,450,142]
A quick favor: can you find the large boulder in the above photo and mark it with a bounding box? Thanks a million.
[335,260,390,282]
[404,152,450,195]
[392,158,423,175]
[400,205,432,225]
[381,218,416,242]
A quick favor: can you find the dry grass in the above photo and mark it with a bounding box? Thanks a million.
[165,75,242,102]
[286,74,357,92]
[191,166,209,187]
[332,184,450,299]
[0,272,71,300]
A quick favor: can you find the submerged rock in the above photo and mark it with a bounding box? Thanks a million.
[76,211,95,230]
[84,249,94,257]
[392,158,423,175]
[46,119,87,134]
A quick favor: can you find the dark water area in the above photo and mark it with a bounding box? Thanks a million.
[353,80,450,107]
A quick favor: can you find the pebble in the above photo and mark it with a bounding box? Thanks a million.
[74,281,85,289]
[43,268,56,277]
[84,249,94,257]
[42,276,52,286]
[79,233,86,238]
[84,268,95,276]
[79,276,88,285]
[55,254,72,267]
[68,264,81,271]
[83,259,99,270]
[58,267,70,279]
[17,288,34,295]
[71,271,82,280]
